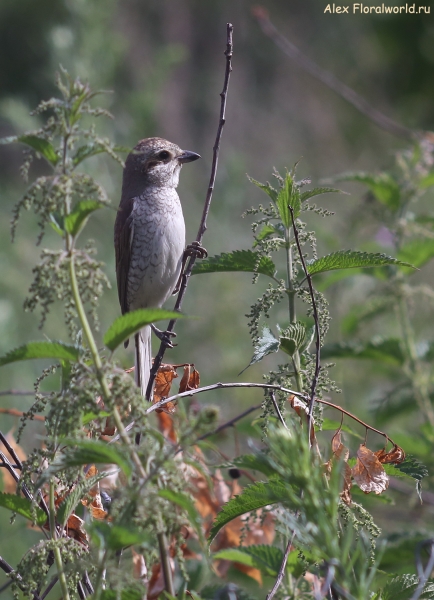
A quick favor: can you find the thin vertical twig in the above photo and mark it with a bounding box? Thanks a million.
[266,529,297,600]
[269,391,288,429]
[289,206,321,444]
[146,23,234,400]
[411,539,434,600]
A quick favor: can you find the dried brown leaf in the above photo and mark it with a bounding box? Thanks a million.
[132,548,147,581]
[153,364,178,413]
[352,444,389,494]
[374,444,405,465]
[179,365,200,394]
[156,412,177,443]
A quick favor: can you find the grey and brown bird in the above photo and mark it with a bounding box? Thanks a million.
[114,137,200,398]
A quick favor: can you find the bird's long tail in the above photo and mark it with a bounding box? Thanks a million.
[135,326,152,399]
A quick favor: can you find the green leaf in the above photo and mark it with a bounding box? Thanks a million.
[104,308,182,351]
[341,297,392,335]
[240,327,279,374]
[213,545,285,576]
[64,200,104,237]
[279,323,306,357]
[53,439,132,477]
[0,341,81,367]
[0,134,59,166]
[378,574,434,599]
[222,453,278,477]
[57,471,108,525]
[0,492,46,525]
[306,250,414,276]
[209,480,287,544]
[89,521,150,551]
[192,250,276,279]
[398,238,434,270]
[300,187,342,203]
[334,171,401,210]
[254,224,279,245]
[276,173,300,225]
[158,489,205,545]
[393,455,428,500]
[82,411,111,426]
[247,176,278,203]
[321,338,404,366]
[72,143,107,166]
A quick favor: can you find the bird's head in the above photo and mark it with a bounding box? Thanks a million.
[122,137,200,194]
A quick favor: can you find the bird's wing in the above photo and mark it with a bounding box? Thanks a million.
[114,197,135,315]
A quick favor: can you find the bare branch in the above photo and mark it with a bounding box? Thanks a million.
[146,23,234,400]
[266,529,297,600]
[195,402,262,442]
[252,7,416,141]
[269,390,288,429]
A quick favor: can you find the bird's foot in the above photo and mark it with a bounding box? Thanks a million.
[151,324,177,348]
[185,241,208,260]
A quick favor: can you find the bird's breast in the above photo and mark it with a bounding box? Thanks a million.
[127,188,185,310]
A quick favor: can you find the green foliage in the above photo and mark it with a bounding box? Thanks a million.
[0,492,46,525]
[192,250,277,279]
[374,574,434,599]
[104,308,183,351]
[334,171,401,210]
[306,250,414,276]
[0,340,81,366]
[49,438,132,477]
[321,338,404,365]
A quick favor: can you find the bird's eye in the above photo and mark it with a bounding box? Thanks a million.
[158,150,170,160]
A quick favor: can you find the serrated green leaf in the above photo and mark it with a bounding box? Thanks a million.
[279,323,306,357]
[393,455,428,500]
[334,171,401,210]
[0,341,81,367]
[222,453,278,477]
[240,327,279,374]
[247,175,278,203]
[276,173,300,225]
[57,471,108,525]
[72,143,107,166]
[300,187,342,202]
[398,238,434,270]
[254,224,278,244]
[378,574,434,599]
[52,439,132,477]
[191,250,276,279]
[321,338,404,365]
[0,134,59,165]
[0,492,46,525]
[158,489,205,546]
[64,200,104,237]
[209,480,287,544]
[306,250,414,276]
[104,308,182,351]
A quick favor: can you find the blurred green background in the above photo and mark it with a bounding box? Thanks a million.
[1,0,434,587]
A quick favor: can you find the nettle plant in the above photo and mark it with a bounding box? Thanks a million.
[0,69,432,600]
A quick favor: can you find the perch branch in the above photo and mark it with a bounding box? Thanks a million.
[146,22,234,400]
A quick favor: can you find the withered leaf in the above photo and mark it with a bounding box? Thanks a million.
[0,431,27,494]
[289,396,315,444]
[329,430,352,505]
[352,444,389,494]
[153,364,178,412]
[179,365,200,394]
[66,514,88,545]
[156,411,177,443]
[374,444,405,465]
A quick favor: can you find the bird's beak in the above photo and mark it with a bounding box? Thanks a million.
[178,150,201,164]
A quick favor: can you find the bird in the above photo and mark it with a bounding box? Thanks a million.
[114,137,201,399]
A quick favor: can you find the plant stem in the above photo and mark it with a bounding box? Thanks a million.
[157,530,175,596]
[49,479,71,600]
[67,242,147,479]
[92,549,109,600]
[285,226,303,393]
